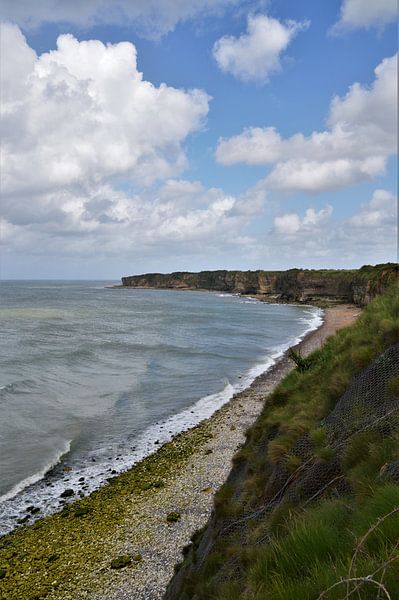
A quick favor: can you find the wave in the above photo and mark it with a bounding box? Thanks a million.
[0,379,37,396]
[0,439,72,503]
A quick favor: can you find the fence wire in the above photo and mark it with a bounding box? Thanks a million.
[197,343,399,579]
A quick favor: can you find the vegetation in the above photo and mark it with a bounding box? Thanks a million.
[169,283,399,599]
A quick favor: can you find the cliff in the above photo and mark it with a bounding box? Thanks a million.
[121,263,397,306]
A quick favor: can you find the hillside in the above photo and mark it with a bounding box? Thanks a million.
[122,263,398,307]
[166,283,399,599]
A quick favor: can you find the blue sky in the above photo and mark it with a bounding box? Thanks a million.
[0,0,397,279]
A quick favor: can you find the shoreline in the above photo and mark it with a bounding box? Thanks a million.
[109,285,348,308]
[0,299,321,537]
[0,305,360,600]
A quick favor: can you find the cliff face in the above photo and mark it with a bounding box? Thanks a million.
[121,264,397,306]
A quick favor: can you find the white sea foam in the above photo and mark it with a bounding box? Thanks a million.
[0,439,72,503]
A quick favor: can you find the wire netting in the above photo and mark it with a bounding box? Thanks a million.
[197,343,399,576]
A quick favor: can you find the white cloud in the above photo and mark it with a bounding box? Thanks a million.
[0,0,237,38]
[274,205,333,235]
[1,178,259,261]
[216,54,397,192]
[332,0,397,33]
[213,14,308,83]
[349,189,397,228]
[0,23,209,196]
[0,24,267,270]
[270,191,397,265]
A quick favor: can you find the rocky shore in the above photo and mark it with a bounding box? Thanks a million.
[0,305,360,600]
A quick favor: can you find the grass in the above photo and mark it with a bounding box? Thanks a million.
[172,283,399,599]
[248,485,399,599]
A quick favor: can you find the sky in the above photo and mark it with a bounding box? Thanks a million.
[0,0,397,280]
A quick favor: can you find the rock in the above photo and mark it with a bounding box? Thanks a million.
[152,480,164,488]
[26,505,35,512]
[60,488,75,498]
[74,506,91,517]
[166,511,181,524]
[110,555,132,569]
[17,515,30,524]
[79,477,85,482]
[47,553,60,563]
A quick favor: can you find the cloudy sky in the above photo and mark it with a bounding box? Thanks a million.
[0,0,397,279]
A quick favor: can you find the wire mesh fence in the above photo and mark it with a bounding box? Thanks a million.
[198,343,399,578]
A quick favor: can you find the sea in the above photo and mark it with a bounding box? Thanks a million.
[0,280,323,535]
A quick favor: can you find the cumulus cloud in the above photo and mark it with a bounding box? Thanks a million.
[0,24,266,270]
[1,178,260,261]
[274,206,332,235]
[270,190,397,265]
[0,23,209,196]
[332,0,397,33]
[0,0,237,38]
[216,54,397,192]
[348,189,397,228]
[213,14,308,83]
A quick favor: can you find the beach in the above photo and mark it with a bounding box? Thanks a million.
[0,304,360,600]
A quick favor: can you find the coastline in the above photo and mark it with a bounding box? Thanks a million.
[0,296,321,537]
[110,285,344,307]
[0,304,360,600]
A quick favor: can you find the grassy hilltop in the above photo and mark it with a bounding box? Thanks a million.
[166,282,399,599]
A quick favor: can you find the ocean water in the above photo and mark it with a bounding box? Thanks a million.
[0,281,322,534]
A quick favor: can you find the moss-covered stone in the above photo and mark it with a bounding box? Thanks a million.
[73,506,92,517]
[47,553,60,563]
[133,554,143,562]
[166,511,181,524]
[16,515,30,525]
[110,555,132,569]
